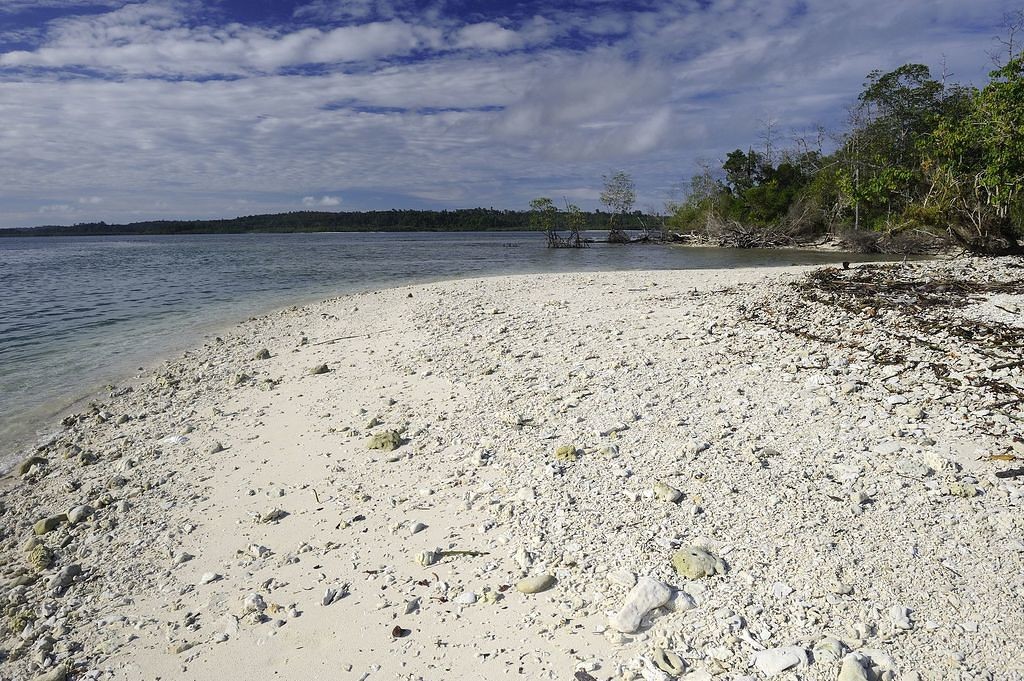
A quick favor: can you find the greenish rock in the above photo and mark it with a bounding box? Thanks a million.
[671,546,728,579]
[653,481,683,503]
[948,482,979,498]
[8,608,36,635]
[367,430,402,452]
[310,363,330,375]
[15,456,47,477]
[415,550,441,567]
[33,514,67,536]
[516,574,556,594]
[554,444,578,462]
[27,544,55,571]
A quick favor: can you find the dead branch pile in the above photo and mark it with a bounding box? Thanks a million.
[738,259,1024,450]
[703,214,797,249]
[799,264,1024,311]
[837,229,948,255]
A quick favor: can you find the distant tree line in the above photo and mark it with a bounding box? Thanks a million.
[666,35,1024,254]
[0,208,652,237]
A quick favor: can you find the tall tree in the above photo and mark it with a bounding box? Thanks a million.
[600,171,636,232]
[839,64,948,228]
[927,56,1024,253]
[529,197,558,245]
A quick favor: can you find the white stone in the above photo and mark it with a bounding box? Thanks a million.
[609,577,672,633]
[750,647,809,676]
[67,505,93,525]
[838,654,870,681]
[608,570,637,588]
[664,589,697,612]
[454,591,477,605]
[243,593,267,614]
[890,605,913,630]
[199,572,220,585]
[248,544,270,558]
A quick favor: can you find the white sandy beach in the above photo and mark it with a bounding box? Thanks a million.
[2,260,1023,681]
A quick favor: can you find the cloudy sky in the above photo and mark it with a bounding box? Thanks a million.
[0,0,1017,228]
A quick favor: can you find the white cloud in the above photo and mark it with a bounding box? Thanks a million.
[0,0,1019,228]
[38,203,72,214]
[293,0,403,23]
[454,22,524,51]
[0,5,441,75]
[303,195,341,207]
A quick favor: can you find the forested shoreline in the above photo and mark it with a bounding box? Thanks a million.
[0,208,636,237]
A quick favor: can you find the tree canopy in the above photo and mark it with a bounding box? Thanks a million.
[667,50,1023,254]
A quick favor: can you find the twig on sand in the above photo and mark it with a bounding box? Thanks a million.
[940,562,963,580]
[312,329,394,346]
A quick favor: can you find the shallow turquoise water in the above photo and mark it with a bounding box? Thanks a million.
[0,231,881,462]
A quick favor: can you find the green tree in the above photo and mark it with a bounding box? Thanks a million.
[529,197,557,235]
[666,164,727,231]
[837,64,951,229]
[600,171,636,231]
[926,56,1024,253]
[722,149,765,194]
[564,202,587,247]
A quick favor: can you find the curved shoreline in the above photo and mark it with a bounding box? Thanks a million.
[1,247,898,475]
[2,261,1021,680]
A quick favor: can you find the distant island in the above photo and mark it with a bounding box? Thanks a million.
[0,208,653,237]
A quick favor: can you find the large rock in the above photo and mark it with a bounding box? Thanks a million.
[15,456,47,476]
[750,647,809,676]
[48,563,82,591]
[671,546,727,579]
[838,654,870,681]
[33,514,67,535]
[609,576,672,633]
[516,574,556,594]
[367,430,402,452]
[67,505,93,525]
[31,666,67,681]
[27,544,55,571]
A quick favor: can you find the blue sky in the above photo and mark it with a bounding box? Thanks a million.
[0,0,1018,228]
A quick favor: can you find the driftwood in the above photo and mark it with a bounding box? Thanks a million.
[771,264,1024,430]
[837,228,947,255]
[699,214,797,248]
[544,228,589,249]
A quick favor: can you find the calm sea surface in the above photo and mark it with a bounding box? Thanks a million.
[0,231,883,465]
